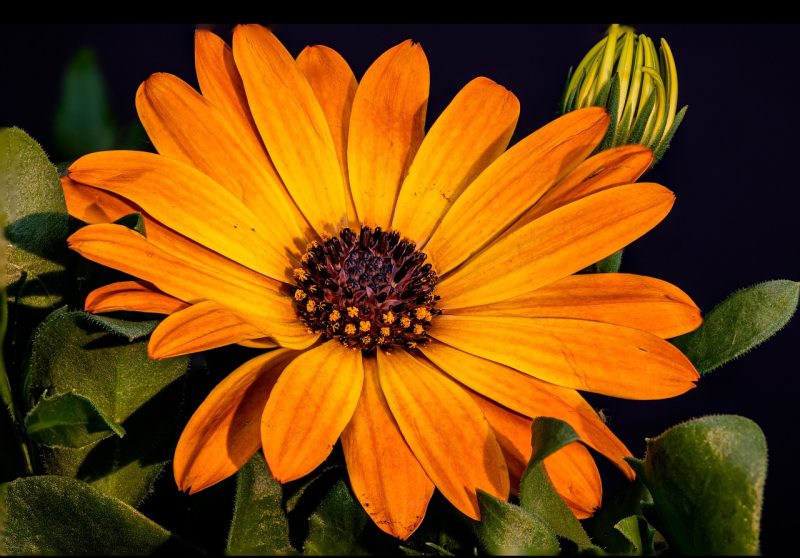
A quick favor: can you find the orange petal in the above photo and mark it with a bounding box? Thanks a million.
[472,395,601,518]
[136,72,310,252]
[347,40,429,229]
[148,300,265,359]
[67,224,311,344]
[341,357,433,540]
[61,175,137,224]
[174,348,297,493]
[446,273,702,339]
[297,44,359,225]
[543,442,603,519]
[392,77,519,247]
[521,144,654,225]
[430,315,699,399]
[85,280,188,314]
[420,340,633,478]
[68,150,294,282]
[62,177,291,294]
[238,338,279,349]
[233,24,346,236]
[424,107,608,274]
[262,341,364,482]
[437,183,675,309]
[194,29,262,142]
[376,348,509,520]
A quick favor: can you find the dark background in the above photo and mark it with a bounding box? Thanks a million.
[2,24,797,553]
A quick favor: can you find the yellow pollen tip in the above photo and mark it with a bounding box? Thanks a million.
[329,309,341,322]
[293,268,309,281]
[400,317,412,328]
[305,300,316,312]
[294,289,306,301]
[359,320,371,332]
[344,323,356,335]
[380,326,391,337]
[377,336,385,344]
[382,311,396,324]
[300,253,310,264]
[413,324,424,335]
[347,306,360,318]
[414,308,427,320]
[361,335,372,345]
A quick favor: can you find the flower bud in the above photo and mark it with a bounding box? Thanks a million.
[562,24,687,165]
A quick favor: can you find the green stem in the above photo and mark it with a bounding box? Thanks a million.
[1,289,34,474]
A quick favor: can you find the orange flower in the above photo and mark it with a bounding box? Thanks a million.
[61,25,701,540]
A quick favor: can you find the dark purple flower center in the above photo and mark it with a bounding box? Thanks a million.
[293,226,440,351]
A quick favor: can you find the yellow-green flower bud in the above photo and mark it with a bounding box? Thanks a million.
[561,24,687,165]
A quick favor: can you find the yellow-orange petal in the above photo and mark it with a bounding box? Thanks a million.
[233,24,346,236]
[174,348,297,493]
[376,348,509,520]
[347,40,429,229]
[297,44,359,225]
[521,144,654,225]
[430,315,699,399]
[148,300,265,359]
[472,395,601,518]
[446,273,702,339]
[61,176,137,223]
[136,72,310,253]
[392,77,519,247]
[68,150,294,282]
[262,341,364,482]
[420,340,633,478]
[85,280,188,314]
[341,357,433,540]
[438,183,675,309]
[424,107,608,274]
[66,224,302,337]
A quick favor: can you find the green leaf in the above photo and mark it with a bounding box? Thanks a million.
[476,490,560,556]
[672,280,799,374]
[22,307,189,506]
[1,127,68,308]
[24,390,125,448]
[611,515,656,555]
[582,478,653,554]
[304,480,369,556]
[82,314,159,342]
[589,249,624,273]
[0,475,192,554]
[227,454,294,555]
[54,48,115,160]
[637,415,766,555]
[520,417,594,549]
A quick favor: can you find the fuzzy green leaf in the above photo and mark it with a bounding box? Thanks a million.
[22,307,188,506]
[24,390,125,448]
[304,480,369,556]
[520,417,594,549]
[637,415,766,555]
[54,48,115,160]
[227,454,294,555]
[82,314,159,342]
[672,280,799,374]
[1,127,68,308]
[0,475,191,554]
[476,489,560,556]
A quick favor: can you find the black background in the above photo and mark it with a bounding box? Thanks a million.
[1,24,798,554]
